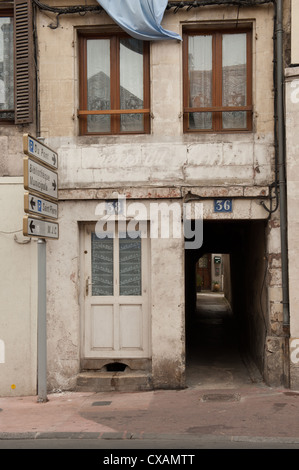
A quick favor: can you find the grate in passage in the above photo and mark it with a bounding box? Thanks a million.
[92,401,112,406]
[200,393,241,402]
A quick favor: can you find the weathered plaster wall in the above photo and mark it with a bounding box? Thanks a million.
[0,2,38,396]
[0,178,37,396]
[0,1,288,395]
[46,198,186,390]
[150,235,185,389]
[285,67,299,389]
[291,0,299,65]
[35,1,282,389]
[0,132,28,178]
[36,3,275,191]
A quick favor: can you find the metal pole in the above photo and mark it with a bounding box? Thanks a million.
[37,238,48,402]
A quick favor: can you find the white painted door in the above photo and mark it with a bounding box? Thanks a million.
[83,223,150,359]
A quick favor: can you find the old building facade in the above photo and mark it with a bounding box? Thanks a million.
[0,0,297,396]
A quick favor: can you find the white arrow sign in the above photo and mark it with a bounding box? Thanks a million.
[23,134,58,170]
[23,216,59,239]
[24,193,58,220]
[24,157,58,201]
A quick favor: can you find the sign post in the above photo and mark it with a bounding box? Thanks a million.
[37,238,47,402]
[22,135,59,403]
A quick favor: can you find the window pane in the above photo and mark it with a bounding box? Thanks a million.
[120,38,144,132]
[188,35,212,130]
[91,233,114,296]
[222,33,247,129]
[0,17,14,119]
[87,39,110,132]
[119,235,141,296]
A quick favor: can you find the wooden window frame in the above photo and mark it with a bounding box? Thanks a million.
[183,27,253,133]
[78,30,150,136]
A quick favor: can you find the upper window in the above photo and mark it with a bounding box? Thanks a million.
[78,31,150,135]
[0,11,14,122]
[183,28,252,133]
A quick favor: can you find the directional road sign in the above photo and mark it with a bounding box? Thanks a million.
[23,216,59,239]
[24,157,58,201]
[23,134,58,170]
[24,192,58,220]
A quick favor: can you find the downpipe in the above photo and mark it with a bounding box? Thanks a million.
[276,0,289,328]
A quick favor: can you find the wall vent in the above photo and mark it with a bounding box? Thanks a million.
[105,362,127,372]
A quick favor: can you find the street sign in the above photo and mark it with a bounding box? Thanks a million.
[23,134,59,242]
[24,157,58,201]
[23,216,59,239]
[24,192,58,220]
[23,134,58,170]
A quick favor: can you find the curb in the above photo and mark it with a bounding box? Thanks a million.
[1,432,299,445]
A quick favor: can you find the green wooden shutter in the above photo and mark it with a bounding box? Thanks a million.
[14,0,33,124]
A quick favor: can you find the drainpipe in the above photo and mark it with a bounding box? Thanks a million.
[275,0,290,331]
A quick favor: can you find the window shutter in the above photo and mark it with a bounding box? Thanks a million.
[14,0,33,124]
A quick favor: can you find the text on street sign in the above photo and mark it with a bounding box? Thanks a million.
[23,216,59,239]
[24,193,58,220]
[24,157,58,201]
[23,134,58,170]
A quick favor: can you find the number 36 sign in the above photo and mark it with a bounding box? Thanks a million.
[214,199,233,213]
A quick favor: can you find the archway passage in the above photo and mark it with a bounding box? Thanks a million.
[185,220,267,388]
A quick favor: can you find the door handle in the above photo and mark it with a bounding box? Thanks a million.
[86,277,92,296]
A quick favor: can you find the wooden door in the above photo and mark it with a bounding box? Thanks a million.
[82,223,150,359]
[197,254,211,291]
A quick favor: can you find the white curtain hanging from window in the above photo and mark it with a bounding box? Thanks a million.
[96,0,182,41]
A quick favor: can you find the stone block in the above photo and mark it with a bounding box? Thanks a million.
[264,336,287,386]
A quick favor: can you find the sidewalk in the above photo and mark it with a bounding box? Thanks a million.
[1,294,298,448]
[1,382,299,446]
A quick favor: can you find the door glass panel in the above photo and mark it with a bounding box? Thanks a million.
[222,33,247,129]
[91,233,113,296]
[87,39,111,133]
[120,38,144,132]
[119,234,142,296]
[188,35,212,130]
[198,254,208,268]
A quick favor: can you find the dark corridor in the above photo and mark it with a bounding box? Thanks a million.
[185,292,262,388]
[185,220,267,389]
